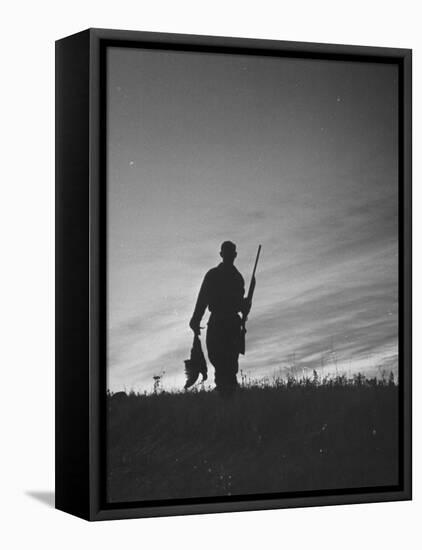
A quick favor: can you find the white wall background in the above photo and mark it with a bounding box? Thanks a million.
[0,1,419,547]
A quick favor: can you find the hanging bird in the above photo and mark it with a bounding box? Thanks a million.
[184,335,208,389]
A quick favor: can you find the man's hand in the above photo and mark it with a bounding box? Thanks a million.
[189,317,201,336]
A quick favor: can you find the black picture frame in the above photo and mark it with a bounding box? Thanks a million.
[55,28,412,521]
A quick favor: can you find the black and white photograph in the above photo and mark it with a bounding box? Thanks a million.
[3,0,420,546]
[105,44,403,504]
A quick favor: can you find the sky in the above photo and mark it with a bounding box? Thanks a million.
[106,46,398,393]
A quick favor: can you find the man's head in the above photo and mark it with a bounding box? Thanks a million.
[220,241,237,264]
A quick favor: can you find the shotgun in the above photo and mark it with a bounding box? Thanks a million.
[239,244,261,355]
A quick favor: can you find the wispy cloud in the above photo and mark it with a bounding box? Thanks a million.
[106,48,398,392]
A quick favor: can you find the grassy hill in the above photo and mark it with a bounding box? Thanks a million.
[107,375,399,503]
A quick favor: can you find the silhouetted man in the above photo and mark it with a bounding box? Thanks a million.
[190,241,251,395]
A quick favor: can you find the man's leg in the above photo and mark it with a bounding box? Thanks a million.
[223,354,239,394]
[206,320,223,390]
[206,315,241,395]
[228,354,240,388]
[207,353,234,394]
[213,359,226,391]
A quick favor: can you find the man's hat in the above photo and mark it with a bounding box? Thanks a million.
[220,241,237,254]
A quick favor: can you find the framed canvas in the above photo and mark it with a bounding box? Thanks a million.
[55,28,412,521]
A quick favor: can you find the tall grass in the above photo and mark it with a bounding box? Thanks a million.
[107,374,398,503]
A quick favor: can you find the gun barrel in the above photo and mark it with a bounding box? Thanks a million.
[247,244,262,299]
[240,245,262,355]
[252,244,262,279]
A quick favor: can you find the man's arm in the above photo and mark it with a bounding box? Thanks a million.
[241,276,254,316]
[242,297,252,317]
[189,272,210,335]
[237,273,251,317]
